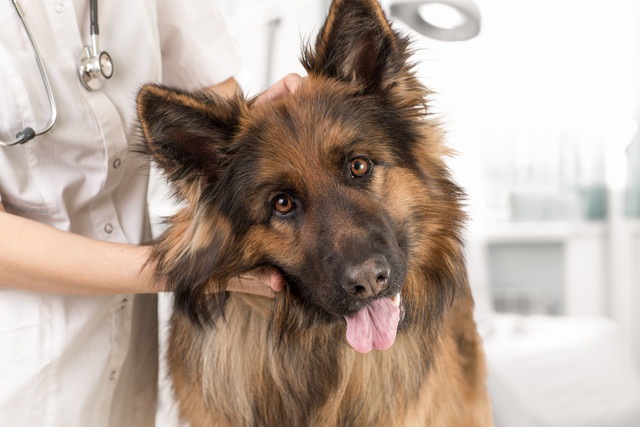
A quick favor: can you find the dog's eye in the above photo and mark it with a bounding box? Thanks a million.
[350,156,372,178]
[272,194,295,216]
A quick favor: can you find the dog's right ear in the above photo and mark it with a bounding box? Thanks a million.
[137,84,241,200]
[303,0,410,94]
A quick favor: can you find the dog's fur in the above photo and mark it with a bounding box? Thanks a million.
[137,0,492,425]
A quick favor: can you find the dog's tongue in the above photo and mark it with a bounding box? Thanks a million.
[345,298,400,353]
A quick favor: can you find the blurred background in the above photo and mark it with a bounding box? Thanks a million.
[157,0,640,425]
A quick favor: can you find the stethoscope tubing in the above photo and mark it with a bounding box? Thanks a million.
[0,0,58,146]
[1,0,111,146]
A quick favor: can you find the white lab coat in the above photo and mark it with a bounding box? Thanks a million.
[0,1,240,425]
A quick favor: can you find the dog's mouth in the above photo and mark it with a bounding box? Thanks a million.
[344,293,403,354]
[276,267,407,353]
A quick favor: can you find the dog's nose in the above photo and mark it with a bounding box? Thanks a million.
[342,257,391,299]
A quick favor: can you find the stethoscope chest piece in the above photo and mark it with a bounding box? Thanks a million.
[78,44,113,91]
[78,0,112,91]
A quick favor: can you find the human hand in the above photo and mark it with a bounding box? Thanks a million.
[227,267,286,298]
[254,73,304,106]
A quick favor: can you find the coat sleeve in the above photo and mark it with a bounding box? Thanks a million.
[156,0,241,89]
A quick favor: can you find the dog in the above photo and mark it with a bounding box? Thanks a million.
[137,0,492,425]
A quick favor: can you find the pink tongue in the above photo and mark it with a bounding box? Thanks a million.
[345,298,400,353]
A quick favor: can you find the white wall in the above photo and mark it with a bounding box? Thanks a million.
[404,0,640,365]
[215,0,328,94]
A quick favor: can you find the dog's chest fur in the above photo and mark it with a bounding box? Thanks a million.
[168,293,488,427]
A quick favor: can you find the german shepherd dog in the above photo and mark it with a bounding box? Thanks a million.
[137,0,492,425]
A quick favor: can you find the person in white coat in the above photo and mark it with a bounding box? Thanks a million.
[0,1,299,425]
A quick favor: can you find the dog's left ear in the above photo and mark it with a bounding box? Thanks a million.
[137,84,248,326]
[304,0,410,94]
[137,84,241,202]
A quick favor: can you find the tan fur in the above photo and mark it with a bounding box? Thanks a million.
[169,291,491,426]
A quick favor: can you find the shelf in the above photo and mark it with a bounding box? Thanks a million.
[485,221,607,243]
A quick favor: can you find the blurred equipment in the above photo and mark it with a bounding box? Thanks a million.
[389,0,481,41]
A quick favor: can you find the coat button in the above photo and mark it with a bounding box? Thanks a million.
[104,223,114,234]
[113,158,121,169]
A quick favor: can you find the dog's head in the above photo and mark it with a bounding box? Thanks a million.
[138,0,466,353]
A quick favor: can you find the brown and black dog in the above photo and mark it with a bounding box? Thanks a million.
[137,0,492,425]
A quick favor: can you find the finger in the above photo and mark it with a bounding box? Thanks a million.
[254,73,304,106]
[255,267,286,292]
[281,73,303,95]
[238,267,286,293]
[227,276,276,298]
[268,271,286,292]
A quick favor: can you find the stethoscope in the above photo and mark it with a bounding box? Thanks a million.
[0,0,113,147]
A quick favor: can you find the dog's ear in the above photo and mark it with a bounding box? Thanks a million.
[137,84,241,201]
[138,84,249,326]
[303,0,410,93]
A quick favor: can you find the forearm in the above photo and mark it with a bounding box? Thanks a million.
[0,211,160,294]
